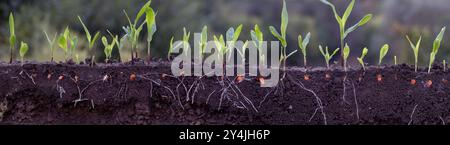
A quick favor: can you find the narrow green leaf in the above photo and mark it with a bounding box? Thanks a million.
[146,7,157,42]
[233,24,243,42]
[9,12,15,36]
[226,27,235,42]
[342,0,355,25]
[78,16,92,42]
[281,0,288,38]
[358,14,373,26]
[331,48,340,58]
[91,32,101,49]
[269,26,286,47]
[320,0,342,23]
[433,27,446,53]
[135,0,152,26]
[302,32,311,49]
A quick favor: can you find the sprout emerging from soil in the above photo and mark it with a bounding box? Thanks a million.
[19,41,29,65]
[270,0,295,76]
[444,60,447,72]
[394,56,398,66]
[168,36,175,60]
[102,36,117,63]
[343,44,350,72]
[406,35,422,72]
[182,27,191,57]
[357,47,368,71]
[122,0,150,60]
[318,45,340,70]
[378,44,389,67]
[9,12,16,64]
[320,0,372,65]
[78,16,101,63]
[44,31,57,62]
[298,32,311,68]
[251,24,264,53]
[428,27,446,74]
[58,27,78,61]
[199,26,208,59]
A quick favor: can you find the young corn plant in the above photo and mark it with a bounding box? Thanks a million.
[406,35,422,72]
[357,47,368,71]
[145,5,157,62]
[298,32,311,68]
[343,44,350,72]
[269,0,296,76]
[318,45,340,70]
[378,44,390,68]
[102,36,117,63]
[225,24,243,60]
[44,31,57,62]
[122,0,151,60]
[320,0,372,64]
[182,27,191,57]
[168,36,175,60]
[58,27,78,61]
[9,12,16,64]
[78,16,101,63]
[251,24,264,53]
[199,26,208,59]
[428,27,446,74]
[107,30,124,61]
[19,42,29,66]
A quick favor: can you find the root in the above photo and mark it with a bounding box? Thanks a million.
[19,70,36,85]
[288,75,327,125]
[342,75,349,104]
[206,89,217,105]
[408,104,419,125]
[352,81,360,122]
[439,116,446,125]
[258,88,276,109]
[138,75,183,110]
[226,77,258,112]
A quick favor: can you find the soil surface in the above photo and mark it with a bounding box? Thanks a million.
[0,62,449,125]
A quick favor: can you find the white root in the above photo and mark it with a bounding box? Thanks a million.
[408,104,419,125]
[352,81,360,122]
[19,70,36,85]
[138,75,183,110]
[288,75,327,125]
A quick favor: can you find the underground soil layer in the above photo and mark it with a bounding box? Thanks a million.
[0,62,449,125]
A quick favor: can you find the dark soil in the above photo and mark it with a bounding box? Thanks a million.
[0,62,449,125]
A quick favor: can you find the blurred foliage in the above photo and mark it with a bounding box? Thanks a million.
[0,0,450,67]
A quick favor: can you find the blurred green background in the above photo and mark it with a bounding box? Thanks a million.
[1,0,450,67]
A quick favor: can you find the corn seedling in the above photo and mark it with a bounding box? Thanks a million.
[44,31,58,62]
[122,0,151,60]
[102,36,117,63]
[145,5,157,62]
[58,27,78,61]
[78,16,101,62]
[182,27,191,57]
[298,32,311,68]
[168,36,175,60]
[343,44,350,72]
[320,0,372,64]
[269,0,294,74]
[406,35,422,72]
[251,24,264,53]
[428,27,446,74]
[357,47,368,71]
[19,42,29,65]
[9,12,16,64]
[318,45,340,70]
[378,44,389,67]
[199,26,208,58]
[107,30,124,61]
[225,24,243,60]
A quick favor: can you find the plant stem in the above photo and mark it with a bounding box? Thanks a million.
[9,46,13,64]
[147,41,151,63]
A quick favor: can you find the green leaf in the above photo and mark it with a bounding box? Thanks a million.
[78,16,91,42]
[135,0,152,26]
[169,36,174,55]
[361,47,368,58]
[201,26,208,46]
[320,0,342,25]
[433,27,446,53]
[343,44,350,61]
[281,0,288,38]
[91,32,101,49]
[379,44,389,65]
[343,14,372,38]
[342,0,355,25]
[9,12,15,36]
[269,26,286,47]
[19,42,29,57]
[318,45,326,58]
[146,7,157,42]
[302,32,311,49]
[58,35,67,52]
[9,35,16,47]
[233,24,243,42]
[331,48,340,58]
[226,27,235,42]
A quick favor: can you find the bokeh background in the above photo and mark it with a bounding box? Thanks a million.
[1,0,450,67]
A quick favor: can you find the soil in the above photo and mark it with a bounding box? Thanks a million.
[0,62,449,125]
